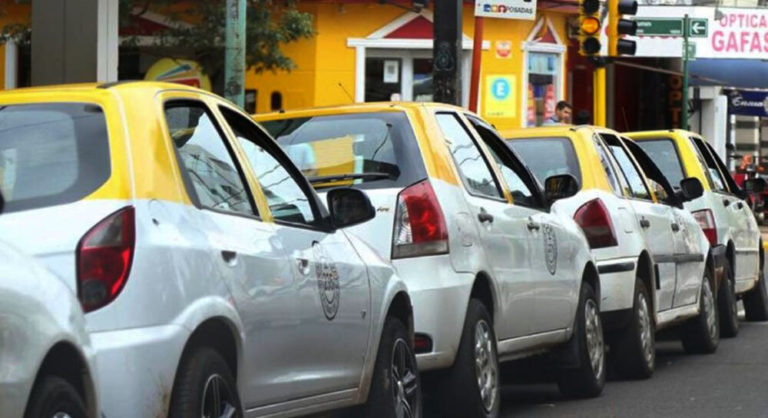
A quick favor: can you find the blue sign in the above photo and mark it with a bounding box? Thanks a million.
[724,89,768,117]
[491,78,511,100]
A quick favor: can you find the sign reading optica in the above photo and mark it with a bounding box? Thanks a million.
[485,75,517,118]
[633,7,768,59]
[475,0,537,21]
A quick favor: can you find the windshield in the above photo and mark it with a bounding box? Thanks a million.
[260,111,426,190]
[0,103,111,213]
[634,139,686,189]
[506,137,582,185]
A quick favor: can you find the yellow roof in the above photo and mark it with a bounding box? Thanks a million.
[254,101,466,120]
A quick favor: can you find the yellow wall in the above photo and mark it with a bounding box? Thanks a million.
[247,2,571,129]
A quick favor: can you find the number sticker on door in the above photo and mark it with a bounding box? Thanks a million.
[313,242,341,320]
[542,224,558,275]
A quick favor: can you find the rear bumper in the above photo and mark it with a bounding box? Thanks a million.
[596,257,637,313]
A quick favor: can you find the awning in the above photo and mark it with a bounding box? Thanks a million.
[690,59,768,89]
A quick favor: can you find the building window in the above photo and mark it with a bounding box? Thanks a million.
[527,52,560,127]
[270,91,283,111]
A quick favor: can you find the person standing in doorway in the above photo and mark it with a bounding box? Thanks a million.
[544,101,573,125]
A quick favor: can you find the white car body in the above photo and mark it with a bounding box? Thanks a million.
[0,83,414,418]
[0,239,98,418]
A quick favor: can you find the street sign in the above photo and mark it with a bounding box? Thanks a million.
[475,0,537,20]
[685,42,696,60]
[635,18,683,36]
[688,18,707,37]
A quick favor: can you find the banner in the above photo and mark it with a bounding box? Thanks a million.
[723,89,768,117]
[475,0,537,21]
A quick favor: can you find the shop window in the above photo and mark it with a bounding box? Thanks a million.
[365,57,402,102]
[271,91,283,111]
[245,89,257,114]
[526,52,560,127]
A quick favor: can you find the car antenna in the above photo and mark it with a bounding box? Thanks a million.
[338,82,354,103]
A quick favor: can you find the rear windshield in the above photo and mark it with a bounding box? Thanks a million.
[0,103,111,212]
[634,139,686,189]
[260,112,426,190]
[506,137,582,185]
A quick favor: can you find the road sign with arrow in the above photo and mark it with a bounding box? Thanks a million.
[688,18,707,37]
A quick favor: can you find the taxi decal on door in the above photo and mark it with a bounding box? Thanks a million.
[313,242,341,320]
[543,224,558,275]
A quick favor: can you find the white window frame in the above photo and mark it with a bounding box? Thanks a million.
[520,17,567,127]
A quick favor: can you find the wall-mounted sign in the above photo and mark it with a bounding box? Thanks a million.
[724,89,768,117]
[383,60,400,84]
[475,0,537,21]
[144,58,212,91]
[485,75,516,118]
[496,41,512,59]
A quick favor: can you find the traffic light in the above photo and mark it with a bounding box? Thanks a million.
[579,0,602,56]
[609,0,638,56]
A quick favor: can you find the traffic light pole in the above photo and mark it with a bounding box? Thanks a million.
[682,14,690,131]
[225,0,246,107]
[594,66,607,126]
[469,16,484,112]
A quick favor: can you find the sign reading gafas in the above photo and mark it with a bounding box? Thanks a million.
[475,0,537,21]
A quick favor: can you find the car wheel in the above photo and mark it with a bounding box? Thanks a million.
[24,376,87,418]
[744,260,768,321]
[438,299,499,418]
[718,260,739,338]
[168,347,242,418]
[611,280,655,379]
[557,282,605,398]
[681,272,720,354]
[363,317,422,418]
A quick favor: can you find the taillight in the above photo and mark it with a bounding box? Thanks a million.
[77,207,135,312]
[692,209,717,246]
[574,199,618,249]
[392,180,449,259]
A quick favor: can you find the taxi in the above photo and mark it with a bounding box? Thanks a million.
[504,126,717,380]
[257,103,605,418]
[627,130,767,335]
[0,82,419,418]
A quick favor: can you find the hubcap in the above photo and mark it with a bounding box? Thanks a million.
[474,320,498,413]
[391,338,419,418]
[637,293,654,366]
[703,281,717,339]
[202,374,238,418]
[52,414,72,418]
[584,299,605,379]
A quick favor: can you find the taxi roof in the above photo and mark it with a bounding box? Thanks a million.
[0,80,211,99]
[624,129,703,141]
[253,101,466,120]
[501,125,624,141]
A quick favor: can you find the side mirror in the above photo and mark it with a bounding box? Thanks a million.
[679,177,704,202]
[744,178,767,194]
[326,188,376,229]
[544,174,579,204]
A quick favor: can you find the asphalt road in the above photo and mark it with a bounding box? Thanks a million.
[501,318,768,418]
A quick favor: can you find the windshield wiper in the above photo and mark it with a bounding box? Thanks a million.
[309,172,392,184]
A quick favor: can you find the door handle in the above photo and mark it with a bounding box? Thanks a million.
[527,219,540,231]
[478,208,494,224]
[671,222,680,232]
[639,217,651,229]
[723,199,731,207]
[221,250,238,264]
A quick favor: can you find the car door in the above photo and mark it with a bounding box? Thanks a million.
[434,111,536,339]
[601,133,678,312]
[466,114,579,332]
[162,99,297,406]
[623,138,704,308]
[218,105,372,402]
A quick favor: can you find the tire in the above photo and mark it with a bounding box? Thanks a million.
[611,280,655,380]
[681,272,720,354]
[24,376,87,418]
[718,260,740,338]
[437,299,500,418]
[744,260,768,321]
[557,282,605,399]
[363,317,422,418]
[168,347,242,418]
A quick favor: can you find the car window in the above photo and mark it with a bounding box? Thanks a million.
[592,135,624,195]
[435,113,503,200]
[634,139,686,189]
[506,137,582,186]
[703,140,742,194]
[165,102,255,216]
[464,115,539,207]
[260,112,426,191]
[0,103,111,213]
[690,137,728,192]
[220,107,318,227]
[602,135,652,201]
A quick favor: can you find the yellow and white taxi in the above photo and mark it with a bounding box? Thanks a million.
[0,82,419,418]
[257,103,605,418]
[504,126,717,380]
[628,130,766,337]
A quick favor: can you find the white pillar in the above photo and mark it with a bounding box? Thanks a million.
[4,40,17,89]
[97,0,119,82]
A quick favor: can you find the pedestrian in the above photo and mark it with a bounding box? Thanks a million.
[543,101,573,125]
[574,109,591,125]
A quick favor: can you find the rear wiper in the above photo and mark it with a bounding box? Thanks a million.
[309,172,392,184]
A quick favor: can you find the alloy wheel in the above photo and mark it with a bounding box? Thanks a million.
[584,298,605,379]
[202,374,238,418]
[637,293,654,366]
[474,319,498,413]
[52,414,72,418]
[703,281,717,338]
[391,338,419,418]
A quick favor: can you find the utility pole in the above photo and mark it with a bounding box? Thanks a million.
[682,14,690,131]
[593,64,607,127]
[433,0,463,105]
[225,0,246,107]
